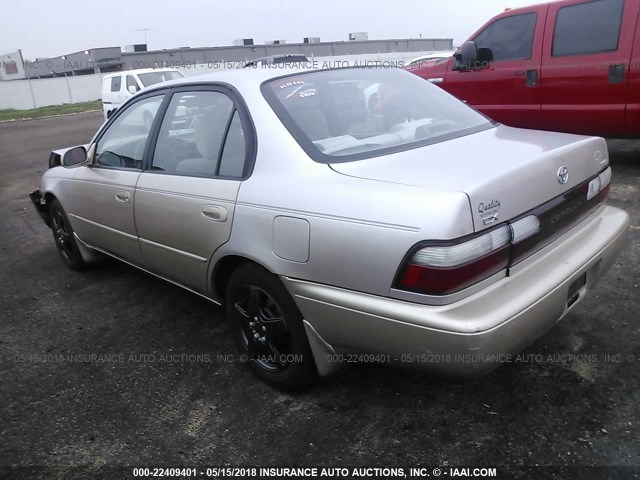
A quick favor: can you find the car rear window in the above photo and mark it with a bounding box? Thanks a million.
[262,68,493,163]
[138,70,184,87]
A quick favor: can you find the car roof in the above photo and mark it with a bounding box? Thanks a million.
[102,68,182,79]
[141,66,317,92]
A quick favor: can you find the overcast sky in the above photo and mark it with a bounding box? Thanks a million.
[1,0,549,59]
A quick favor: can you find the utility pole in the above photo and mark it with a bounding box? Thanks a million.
[136,28,153,47]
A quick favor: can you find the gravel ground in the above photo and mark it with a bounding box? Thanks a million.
[0,112,639,477]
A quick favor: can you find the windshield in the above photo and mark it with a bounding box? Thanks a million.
[138,70,184,87]
[262,68,493,163]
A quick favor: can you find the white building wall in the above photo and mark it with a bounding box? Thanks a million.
[0,80,35,109]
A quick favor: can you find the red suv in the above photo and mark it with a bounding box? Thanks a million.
[409,0,640,137]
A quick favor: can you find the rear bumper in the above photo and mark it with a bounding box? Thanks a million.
[283,204,630,377]
[29,190,49,227]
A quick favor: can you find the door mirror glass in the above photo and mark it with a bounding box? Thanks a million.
[62,146,87,167]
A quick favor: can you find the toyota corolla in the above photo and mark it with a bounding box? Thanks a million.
[30,67,630,390]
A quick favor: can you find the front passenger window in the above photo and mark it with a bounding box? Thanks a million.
[94,95,164,169]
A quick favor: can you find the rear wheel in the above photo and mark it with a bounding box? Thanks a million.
[225,263,317,391]
[49,199,86,270]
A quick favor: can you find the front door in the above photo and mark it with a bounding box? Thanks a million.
[68,94,165,265]
[444,7,546,129]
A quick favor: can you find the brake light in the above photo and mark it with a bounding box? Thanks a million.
[396,225,511,295]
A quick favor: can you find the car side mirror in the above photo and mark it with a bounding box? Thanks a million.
[62,146,88,167]
[453,41,491,71]
[127,85,139,95]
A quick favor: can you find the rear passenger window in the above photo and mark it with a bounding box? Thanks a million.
[151,91,248,179]
[552,0,624,57]
[111,76,122,92]
[218,111,247,178]
[473,13,537,61]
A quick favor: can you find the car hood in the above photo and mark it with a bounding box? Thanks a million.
[329,125,609,232]
[406,57,450,79]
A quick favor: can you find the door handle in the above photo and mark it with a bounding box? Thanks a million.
[202,205,228,222]
[513,70,526,76]
[525,69,538,87]
[609,64,625,84]
[115,190,130,203]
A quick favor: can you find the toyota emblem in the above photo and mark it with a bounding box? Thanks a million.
[557,166,569,185]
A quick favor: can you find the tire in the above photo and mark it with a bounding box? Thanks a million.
[225,263,318,391]
[49,199,86,271]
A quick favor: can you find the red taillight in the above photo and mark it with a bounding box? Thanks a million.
[398,247,509,295]
[597,182,610,202]
[395,225,512,296]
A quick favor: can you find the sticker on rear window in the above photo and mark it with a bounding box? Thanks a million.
[278,80,305,89]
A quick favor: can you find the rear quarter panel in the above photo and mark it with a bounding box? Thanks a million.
[210,82,475,297]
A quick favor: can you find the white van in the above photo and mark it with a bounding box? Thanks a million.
[101,68,185,119]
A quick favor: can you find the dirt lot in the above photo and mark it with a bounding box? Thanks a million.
[1,112,639,475]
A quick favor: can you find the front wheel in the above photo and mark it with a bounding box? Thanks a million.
[49,199,86,271]
[225,264,318,391]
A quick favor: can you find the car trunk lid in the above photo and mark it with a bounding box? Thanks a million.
[329,125,609,232]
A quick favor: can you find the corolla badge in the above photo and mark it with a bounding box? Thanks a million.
[557,166,569,185]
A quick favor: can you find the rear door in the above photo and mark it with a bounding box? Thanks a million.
[444,5,546,129]
[134,87,254,293]
[541,0,638,136]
